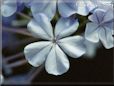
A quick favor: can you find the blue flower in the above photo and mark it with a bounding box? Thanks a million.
[85,6,114,49]
[24,14,86,75]
[1,0,30,17]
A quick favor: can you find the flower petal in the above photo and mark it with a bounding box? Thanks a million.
[99,27,114,49]
[24,41,52,67]
[58,0,76,17]
[45,44,69,75]
[89,6,113,24]
[89,9,105,24]
[76,0,96,16]
[85,23,99,42]
[1,0,17,17]
[27,14,53,40]
[58,36,86,58]
[55,17,79,39]
[30,0,56,21]
[102,6,113,23]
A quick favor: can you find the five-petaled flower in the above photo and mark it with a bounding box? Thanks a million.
[24,14,86,75]
[85,6,114,49]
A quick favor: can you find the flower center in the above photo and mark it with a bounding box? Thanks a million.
[52,38,57,44]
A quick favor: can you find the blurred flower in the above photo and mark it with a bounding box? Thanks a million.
[2,15,16,26]
[95,0,113,6]
[85,6,114,49]
[0,74,4,84]
[58,0,97,17]
[29,0,56,21]
[58,0,113,17]
[24,14,86,75]
[1,0,30,17]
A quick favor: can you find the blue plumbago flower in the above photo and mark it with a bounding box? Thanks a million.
[85,6,114,49]
[24,14,86,75]
[28,0,112,20]
[58,0,113,17]
[29,0,56,21]
[58,0,97,17]
[1,0,31,17]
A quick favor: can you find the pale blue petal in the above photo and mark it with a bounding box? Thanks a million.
[85,23,99,42]
[91,5,113,23]
[99,27,114,49]
[76,0,96,16]
[45,44,69,75]
[55,17,79,39]
[58,36,86,58]
[24,41,52,67]
[89,9,105,24]
[30,0,56,21]
[27,14,54,40]
[102,6,113,23]
[104,20,114,30]
[58,0,76,17]
[1,0,17,17]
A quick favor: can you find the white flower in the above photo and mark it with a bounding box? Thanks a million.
[24,14,86,75]
[85,6,114,49]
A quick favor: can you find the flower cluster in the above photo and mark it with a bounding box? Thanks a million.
[2,0,114,75]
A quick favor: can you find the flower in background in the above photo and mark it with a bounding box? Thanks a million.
[85,6,114,49]
[95,0,113,6]
[0,74,4,84]
[24,14,86,75]
[1,0,31,17]
[58,0,113,17]
[29,0,56,21]
[58,0,97,17]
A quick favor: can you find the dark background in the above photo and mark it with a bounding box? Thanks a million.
[33,47,114,83]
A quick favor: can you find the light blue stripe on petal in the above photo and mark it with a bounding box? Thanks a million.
[45,44,69,75]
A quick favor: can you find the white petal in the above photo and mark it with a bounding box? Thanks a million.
[58,36,86,58]
[99,27,114,49]
[27,14,53,40]
[45,44,69,75]
[85,23,99,42]
[55,17,79,39]
[24,41,52,67]
[58,0,76,17]
[30,0,56,21]
[1,0,17,17]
